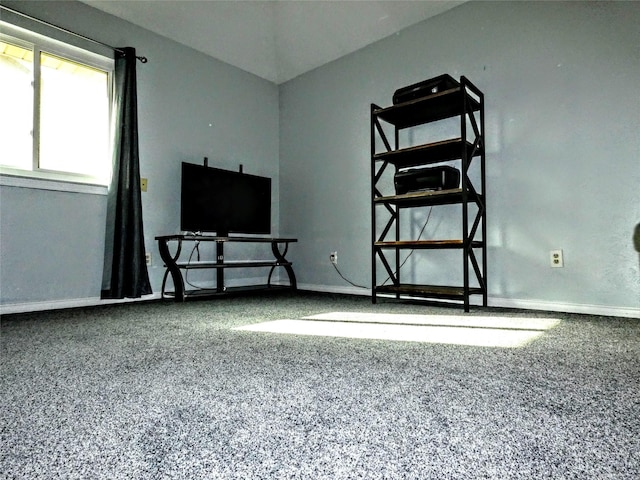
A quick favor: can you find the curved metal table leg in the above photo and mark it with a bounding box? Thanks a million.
[157,238,186,301]
[270,241,297,289]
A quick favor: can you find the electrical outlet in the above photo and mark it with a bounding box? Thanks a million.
[145,252,152,266]
[330,251,338,265]
[550,249,563,268]
[140,177,148,192]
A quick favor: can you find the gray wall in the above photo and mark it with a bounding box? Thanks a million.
[0,184,107,303]
[279,1,640,315]
[0,1,279,308]
[2,1,638,317]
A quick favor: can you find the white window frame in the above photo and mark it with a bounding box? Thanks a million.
[0,20,114,192]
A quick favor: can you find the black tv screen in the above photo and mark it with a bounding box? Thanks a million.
[180,162,271,236]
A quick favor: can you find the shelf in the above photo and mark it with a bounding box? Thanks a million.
[174,260,292,269]
[374,188,484,208]
[375,284,484,300]
[156,235,297,244]
[375,240,483,249]
[374,88,480,128]
[163,284,292,300]
[373,138,480,169]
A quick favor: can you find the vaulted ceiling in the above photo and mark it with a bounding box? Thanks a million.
[81,1,466,84]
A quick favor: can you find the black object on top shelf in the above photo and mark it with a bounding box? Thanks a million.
[392,74,459,104]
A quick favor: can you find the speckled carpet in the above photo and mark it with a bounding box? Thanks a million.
[1,292,639,479]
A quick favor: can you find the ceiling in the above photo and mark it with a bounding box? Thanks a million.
[81,0,466,84]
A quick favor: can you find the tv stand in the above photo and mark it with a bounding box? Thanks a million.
[156,235,297,301]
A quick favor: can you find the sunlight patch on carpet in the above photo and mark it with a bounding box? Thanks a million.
[304,312,561,331]
[234,312,561,348]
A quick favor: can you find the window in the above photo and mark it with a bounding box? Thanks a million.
[0,22,113,185]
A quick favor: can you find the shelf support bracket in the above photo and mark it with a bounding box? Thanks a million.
[469,249,486,292]
[376,249,398,286]
[373,117,393,153]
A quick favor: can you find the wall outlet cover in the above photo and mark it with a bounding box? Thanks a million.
[550,249,564,268]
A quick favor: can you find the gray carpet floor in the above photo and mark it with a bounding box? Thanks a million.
[1,291,639,479]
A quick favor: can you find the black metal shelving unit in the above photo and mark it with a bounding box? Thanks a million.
[371,75,487,311]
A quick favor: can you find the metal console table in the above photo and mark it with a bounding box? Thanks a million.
[156,235,297,301]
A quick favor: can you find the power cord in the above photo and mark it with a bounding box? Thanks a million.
[331,260,368,289]
[185,239,205,290]
[329,206,433,289]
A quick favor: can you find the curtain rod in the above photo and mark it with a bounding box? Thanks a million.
[0,4,148,63]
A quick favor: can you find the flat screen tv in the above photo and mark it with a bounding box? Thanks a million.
[180,162,271,236]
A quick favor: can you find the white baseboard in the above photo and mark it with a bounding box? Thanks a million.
[1,277,286,315]
[489,297,639,319]
[297,284,639,319]
[297,282,371,297]
[2,287,637,319]
[0,293,162,315]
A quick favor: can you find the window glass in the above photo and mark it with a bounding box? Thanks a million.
[0,23,113,185]
[39,52,110,179]
[0,40,33,170]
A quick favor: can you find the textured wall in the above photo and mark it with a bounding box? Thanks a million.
[0,1,279,306]
[279,1,640,314]
[2,1,638,316]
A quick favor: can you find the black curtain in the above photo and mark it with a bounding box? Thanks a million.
[101,47,152,299]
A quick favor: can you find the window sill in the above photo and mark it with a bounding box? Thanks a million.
[0,171,108,195]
